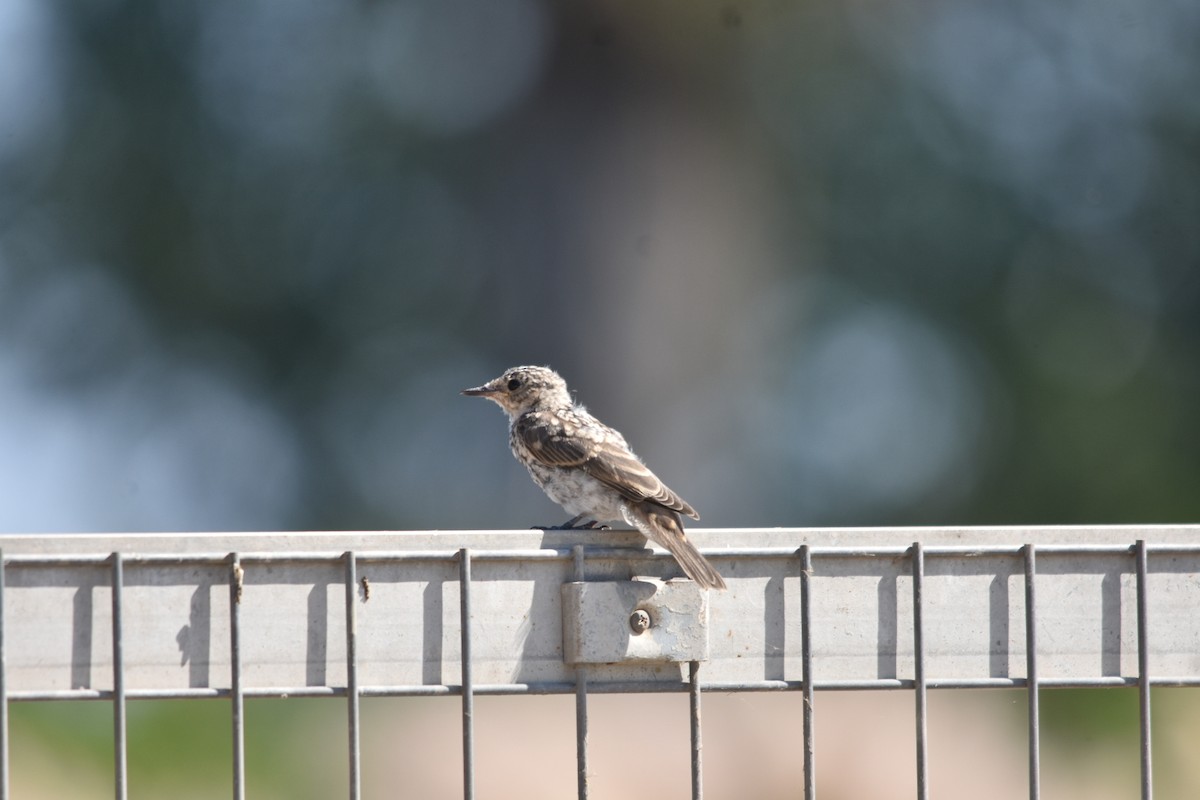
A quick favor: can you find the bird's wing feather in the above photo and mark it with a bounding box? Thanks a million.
[514,412,698,519]
[513,412,591,467]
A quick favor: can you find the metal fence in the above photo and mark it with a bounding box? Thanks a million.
[2,526,1199,799]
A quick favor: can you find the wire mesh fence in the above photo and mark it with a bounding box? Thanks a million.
[2,526,1198,799]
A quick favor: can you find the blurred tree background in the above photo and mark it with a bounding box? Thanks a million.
[1,0,1198,797]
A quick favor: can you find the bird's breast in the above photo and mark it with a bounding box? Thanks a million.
[518,458,624,521]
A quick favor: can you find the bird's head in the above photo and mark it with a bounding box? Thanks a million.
[461,365,573,418]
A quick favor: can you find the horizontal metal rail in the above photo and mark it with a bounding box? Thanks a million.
[3,531,1199,698]
[5,674,1200,703]
[4,540,1200,566]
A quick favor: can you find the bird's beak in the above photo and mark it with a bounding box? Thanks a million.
[461,382,498,397]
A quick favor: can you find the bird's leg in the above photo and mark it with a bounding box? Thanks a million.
[532,517,612,531]
[572,519,613,531]
[531,514,592,531]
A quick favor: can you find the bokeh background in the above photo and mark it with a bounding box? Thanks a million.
[2,0,1198,797]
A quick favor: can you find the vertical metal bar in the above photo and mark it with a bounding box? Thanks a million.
[799,544,815,800]
[572,545,589,800]
[345,552,361,800]
[111,553,128,800]
[1023,544,1040,800]
[0,548,8,800]
[911,542,929,800]
[230,554,245,800]
[689,660,703,800]
[458,548,475,800]
[1135,540,1152,800]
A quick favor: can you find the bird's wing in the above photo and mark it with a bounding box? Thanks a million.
[514,411,699,519]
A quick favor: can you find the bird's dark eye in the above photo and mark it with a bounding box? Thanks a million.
[507,378,521,391]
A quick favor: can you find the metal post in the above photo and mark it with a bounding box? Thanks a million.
[230,554,245,800]
[572,545,589,800]
[1135,540,1152,800]
[911,542,928,800]
[689,661,703,800]
[0,548,8,800]
[111,553,128,800]
[1023,544,1040,800]
[800,544,815,800]
[345,552,361,800]
[459,549,475,800]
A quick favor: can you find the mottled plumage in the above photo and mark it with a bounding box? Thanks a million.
[462,366,725,590]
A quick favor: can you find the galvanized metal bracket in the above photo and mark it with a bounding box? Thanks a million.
[561,578,710,665]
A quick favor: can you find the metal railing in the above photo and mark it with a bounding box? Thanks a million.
[1,526,1198,799]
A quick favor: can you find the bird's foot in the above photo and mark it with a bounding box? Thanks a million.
[532,516,611,531]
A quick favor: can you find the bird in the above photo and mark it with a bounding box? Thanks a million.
[462,365,726,590]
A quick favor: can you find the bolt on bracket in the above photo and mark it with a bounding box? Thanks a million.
[561,577,710,665]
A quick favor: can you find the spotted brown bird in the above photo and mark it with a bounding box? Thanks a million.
[462,365,726,590]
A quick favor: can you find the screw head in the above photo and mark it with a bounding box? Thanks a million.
[629,609,651,635]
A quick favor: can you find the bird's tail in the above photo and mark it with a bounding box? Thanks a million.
[622,501,727,591]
